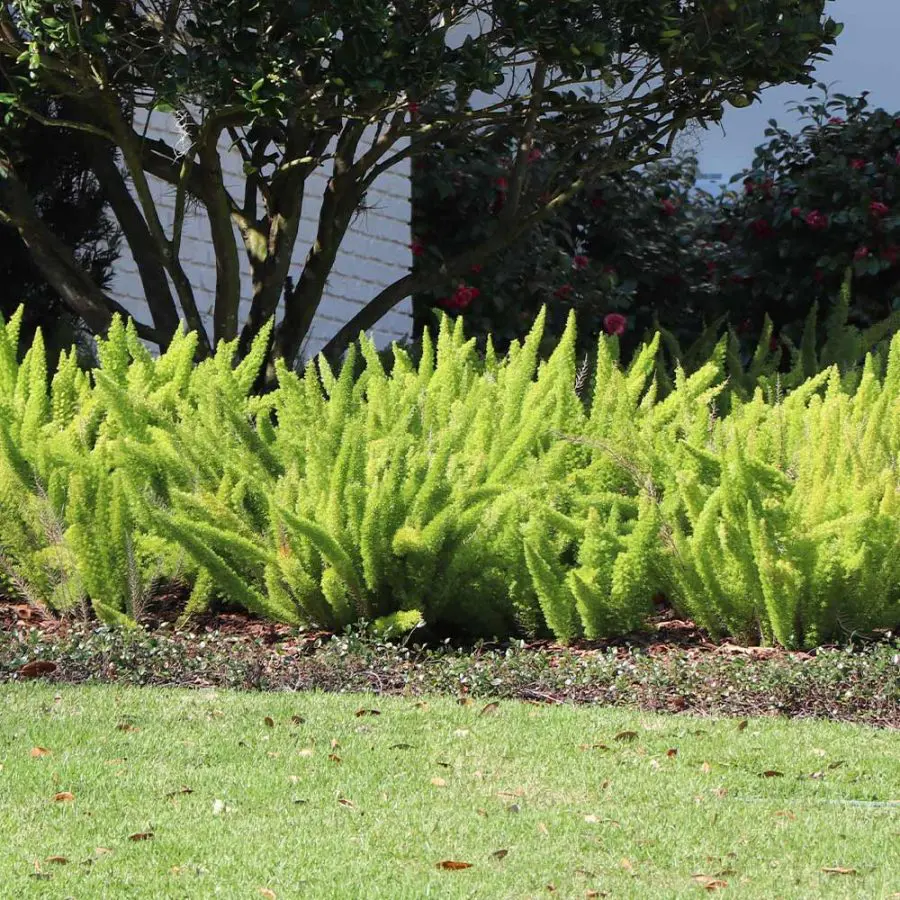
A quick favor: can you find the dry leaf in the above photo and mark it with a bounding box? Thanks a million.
[480,702,500,716]
[812,747,826,757]
[30,747,51,758]
[614,731,638,742]
[116,722,139,732]
[338,798,354,808]
[693,875,728,890]
[263,716,275,728]
[291,715,304,725]
[585,891,608,898]
[431,777,447,787]
[620,858,634,872]
[53,791,74,802]
[212,799,228,815]
[713,787,728,798]
[701,762,711,774]
[19,661,57,678]
[538,822,549,835]
[491,849,508,860]
[476,808,488,817]
[355,708,380,717]
[45,856,67,864]
[822,867,857,875]
[259,889,277,899]
[546,885,557,892]
[298,748,314,757]
[452,729,470,738]
[330,739,340,750]
[128,832,154,842]
[437,860,473,870]
[390,743,413,750]
[736,720,748,732]
[584,815,600,824]
[414,701,429,710]
[760,770,784,778]
[328,754,342,764]
[457,697,473,707]
[578,743,610,751]
[165,786,193,798]
[94,847,113,856]
[774,810,797,820]
[666,748,678,758]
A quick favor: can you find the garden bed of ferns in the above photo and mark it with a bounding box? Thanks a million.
[3,598,897,728]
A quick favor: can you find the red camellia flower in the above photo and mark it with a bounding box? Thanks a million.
[554,283,573,300]
[573,254,589,270]
[410,239,425,257]
[854,245,871,261]
[470,263,483,274]
[828,116,845,125]
[850,158,866,170]
[408,101,420,117]
[790,207,802,218]
[447,283,480,311]
[660,198,678,216]
[883,244,900,264]
[750,218,774,238]
[805,210,829,231]
[870,201,890,217]
[603,313,628,336]
[495,176,509,191]
[527,148,543,163]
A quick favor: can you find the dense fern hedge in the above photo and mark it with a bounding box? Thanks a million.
[1,303,899,649]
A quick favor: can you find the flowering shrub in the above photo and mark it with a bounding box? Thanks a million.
[414,89,900,362]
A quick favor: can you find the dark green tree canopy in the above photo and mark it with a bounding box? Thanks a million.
[0,0,840,372]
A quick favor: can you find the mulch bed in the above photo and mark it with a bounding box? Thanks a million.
[2,598,898,728]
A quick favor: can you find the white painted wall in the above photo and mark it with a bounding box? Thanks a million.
[696,0,900,189]
[111,115,412,361]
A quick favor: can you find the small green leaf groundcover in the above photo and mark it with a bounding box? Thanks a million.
[0,305,899,647]
[0,684,897,899]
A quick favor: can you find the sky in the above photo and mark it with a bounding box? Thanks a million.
[694,0,900,189]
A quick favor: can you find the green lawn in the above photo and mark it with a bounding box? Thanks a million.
[1,684,898,899]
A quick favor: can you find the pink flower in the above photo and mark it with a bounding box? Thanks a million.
[451,283,479,310]
[573,254,589,270]
[750,218,774,238]
[408,101,420,117]
[790,207,803,218]
[828,116,845,125]
[603,313,628,336]
[410,240,425,257]
[854,245,871,261]
[470,263,483,274]
[805,210,829,231]
[495,176,509,191]
[870,201,890,217]
[660,198,678,217]
[527,148,543,163]
[850,158,866,171]
[554,283,573,300]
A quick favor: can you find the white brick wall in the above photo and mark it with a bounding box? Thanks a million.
[111,113,412,361]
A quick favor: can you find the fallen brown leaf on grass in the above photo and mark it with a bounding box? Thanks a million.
[437,860,473,870]
[355,708,380,717]
[128,832,154,842]
[19,661,57,678]
[338,798,355,808]
[822,867,857,875]
[30,747,51,758]
[298,748,314,757]
[480,702,500,716]
[431,777,447,787]
[259,889,277,899]
[116,722,139,732]
[614,731,638,742]
[263,716,275,727]
[165,786,193,798]
[737,720,748,732]
[701,762,711,774]
[693,874,729,890]
[578,743,610,751]
[759,770,784,778]
[666,748,678,758]
[45,856,67,864]
[290,715,304,725]
[491,849,508,860]
[390,743,414,750]
[774,810,797,820]
[53,792,74,802]
[94,847,113,855]
[328,753,342,764]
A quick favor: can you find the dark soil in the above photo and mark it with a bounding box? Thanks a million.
[2,599,898,728]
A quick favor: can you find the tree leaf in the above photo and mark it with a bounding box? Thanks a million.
[437,860,473,870]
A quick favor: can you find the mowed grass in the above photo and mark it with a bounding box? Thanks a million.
[0,684,898,899]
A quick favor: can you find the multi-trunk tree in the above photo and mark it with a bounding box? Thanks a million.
[0,1,840,373]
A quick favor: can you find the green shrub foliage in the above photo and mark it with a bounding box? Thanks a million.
[0,306,898,649]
